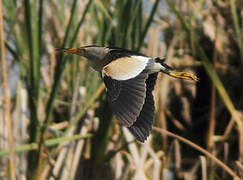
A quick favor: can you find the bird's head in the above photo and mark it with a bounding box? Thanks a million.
[56,46,109,70]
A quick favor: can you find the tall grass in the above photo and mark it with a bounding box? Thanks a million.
[0,0,16,179]
[0,0,242,179]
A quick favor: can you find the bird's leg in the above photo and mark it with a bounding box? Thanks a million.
[159,62,198,82]
[167,71,198,81]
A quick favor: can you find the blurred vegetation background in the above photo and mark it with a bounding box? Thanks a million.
[0,0,242,179]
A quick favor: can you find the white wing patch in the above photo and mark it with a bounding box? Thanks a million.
[103,56,151,80]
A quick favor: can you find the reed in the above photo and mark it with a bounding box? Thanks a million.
[0,0,242,179]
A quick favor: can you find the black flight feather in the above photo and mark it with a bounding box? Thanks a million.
[104,73,148,127]
[128,73,158,142]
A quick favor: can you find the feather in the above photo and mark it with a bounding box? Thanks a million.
[103,73,148,127]
[128,73,158,142]
[103,56,151,80]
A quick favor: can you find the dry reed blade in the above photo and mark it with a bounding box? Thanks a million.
[0,134,92,156]
[230,0,243,62]
[153,126,241,180]
[0,0,16,179]
[200,156,207,180]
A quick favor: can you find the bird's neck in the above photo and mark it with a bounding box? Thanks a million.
[88,58,110,71]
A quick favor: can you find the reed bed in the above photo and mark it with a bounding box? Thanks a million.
[0,0,242,179]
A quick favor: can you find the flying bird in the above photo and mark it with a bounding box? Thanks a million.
[56,45,197,142]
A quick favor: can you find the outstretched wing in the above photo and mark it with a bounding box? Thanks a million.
[103,73,148,127]
[128,73,158,142]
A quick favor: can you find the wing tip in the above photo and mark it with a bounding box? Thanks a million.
[128,126,151,143]
[126,73,158,142]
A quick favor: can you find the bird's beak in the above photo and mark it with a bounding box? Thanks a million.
[167,70,198,81]
[56,47,84,56]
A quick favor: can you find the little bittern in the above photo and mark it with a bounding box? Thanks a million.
[56,45,197,142]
